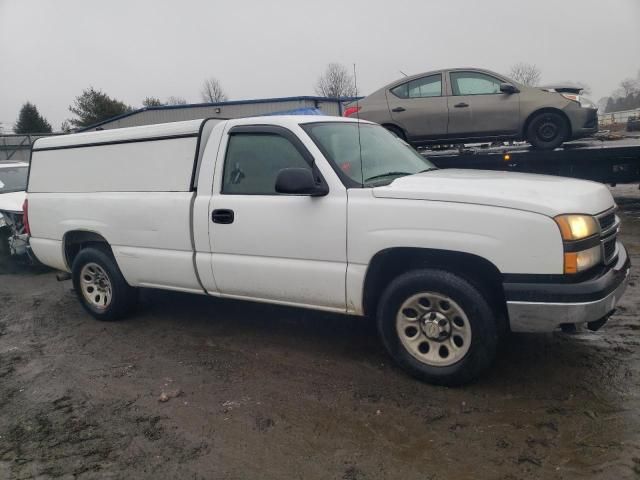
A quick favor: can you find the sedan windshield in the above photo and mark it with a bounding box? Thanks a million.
[0,166,28,193]
[303,122,435,187]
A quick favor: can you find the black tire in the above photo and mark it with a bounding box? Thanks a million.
[377,269,499,386]
[384,125,406,141]
[526,111,569,150]
[71,246,138,321]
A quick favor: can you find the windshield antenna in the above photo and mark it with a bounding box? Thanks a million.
[353,63,364,187]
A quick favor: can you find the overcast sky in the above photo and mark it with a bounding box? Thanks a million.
[1,0,639,131]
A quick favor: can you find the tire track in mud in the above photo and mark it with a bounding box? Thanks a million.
[0,389,209,479]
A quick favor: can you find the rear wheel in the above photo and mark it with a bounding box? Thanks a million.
[72,246,137,321]
[526,111,569,150]
[377,269,499,386]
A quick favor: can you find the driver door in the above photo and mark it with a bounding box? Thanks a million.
[207,125,348,311]
[446,70,520,137]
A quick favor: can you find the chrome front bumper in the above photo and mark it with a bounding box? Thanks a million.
[506,243,630,333]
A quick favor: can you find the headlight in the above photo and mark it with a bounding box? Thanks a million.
[564,245,602,274]
[555,214,602,274]
[561,93,580,103]
[579,97,596,109]
[560,93,596,109]
[0,215,6,228]
[554,214,599,240]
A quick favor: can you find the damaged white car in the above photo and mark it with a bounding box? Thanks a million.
[0,161,29,257]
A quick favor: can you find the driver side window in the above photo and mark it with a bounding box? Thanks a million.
[450,71,502,96]
[222,133,312,195]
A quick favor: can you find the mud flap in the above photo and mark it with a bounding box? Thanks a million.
[587,309,615,332]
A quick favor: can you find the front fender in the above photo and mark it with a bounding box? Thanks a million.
[345,194,563,314]
[349,196,563,274]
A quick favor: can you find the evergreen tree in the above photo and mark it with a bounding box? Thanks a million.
[68,87,132,128]
[13,102,52,134]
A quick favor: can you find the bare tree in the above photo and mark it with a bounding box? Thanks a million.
[142,96,164,107]
[201,77,228,103]
[508,62,542,86]
[60,120,73,133]
[596,97,609,112]
[315,63,357,98]
[620,78,639,97]
[166,96,187,105]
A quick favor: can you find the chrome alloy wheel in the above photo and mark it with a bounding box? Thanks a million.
[396,292,472,366]
[80,262,113,310]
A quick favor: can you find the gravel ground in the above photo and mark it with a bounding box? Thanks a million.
[1,186,639,480]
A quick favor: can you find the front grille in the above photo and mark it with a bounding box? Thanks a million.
[597,208,619,265]
[603,236,617,264]
[598,212,616,233]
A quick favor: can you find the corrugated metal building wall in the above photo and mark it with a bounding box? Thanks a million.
[81,96,348,131]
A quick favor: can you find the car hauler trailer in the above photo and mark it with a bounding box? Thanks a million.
[421,138,640,185]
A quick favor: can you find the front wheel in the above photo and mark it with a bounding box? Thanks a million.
[377,269,499,386]
[72,246,138,321]
[526,112,569,150]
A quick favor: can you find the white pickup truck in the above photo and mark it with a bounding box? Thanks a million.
[25,116,630,385]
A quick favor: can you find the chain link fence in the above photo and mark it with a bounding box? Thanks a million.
[0,134,62,162]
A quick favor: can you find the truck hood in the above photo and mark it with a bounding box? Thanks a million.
[372,169,613,217]
[0,191,26,214]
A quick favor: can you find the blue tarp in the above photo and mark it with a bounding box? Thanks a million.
[260,108,325,116]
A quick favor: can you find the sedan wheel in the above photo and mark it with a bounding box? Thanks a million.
[527,111,568,150]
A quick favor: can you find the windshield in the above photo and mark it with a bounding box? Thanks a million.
[0,166,28,193]
[303,122,435,187]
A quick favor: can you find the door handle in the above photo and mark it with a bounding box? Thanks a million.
[391,107,406,112]
[454,102,469,108]
[211,209,234,224]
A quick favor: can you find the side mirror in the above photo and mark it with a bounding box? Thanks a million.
[500,83,519,94]
[275,168,328,196]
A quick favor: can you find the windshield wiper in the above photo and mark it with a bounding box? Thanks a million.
[364,168,437,183]
[364,172,413,183]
